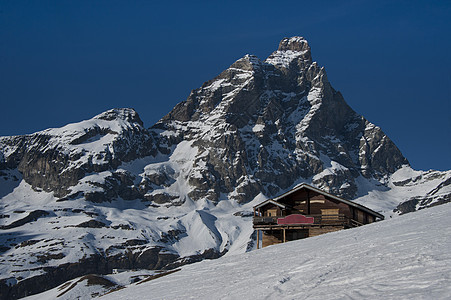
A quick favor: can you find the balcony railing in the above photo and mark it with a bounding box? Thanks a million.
[253,214,359,227]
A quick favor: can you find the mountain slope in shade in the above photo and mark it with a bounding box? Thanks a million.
[1,37,450,299]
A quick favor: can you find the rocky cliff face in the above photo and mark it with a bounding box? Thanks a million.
[0,37,449,299]
[0,108,157,198]
[155,37,408,202]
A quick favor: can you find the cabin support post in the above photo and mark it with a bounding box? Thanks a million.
[283,228,286,243]
[256,230,260,249]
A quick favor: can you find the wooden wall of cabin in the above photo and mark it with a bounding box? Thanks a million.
[258,203,285,217]
[309,195,351,217]
[262,230,283,247]
[260,226,345,248]
[279,189,353,218]
[261,229,309,248]
[286,229,309,241]
[351,208,375,224]
[281,189,309,213]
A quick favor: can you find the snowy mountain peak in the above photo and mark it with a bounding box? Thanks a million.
[265,36,312,69]
[94,108,144,127]
[232,54,263,70]
[277,36,310,52]
[0,107,154,199]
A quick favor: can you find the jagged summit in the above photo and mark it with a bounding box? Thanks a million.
[159,37,318,125]
[94,108,144,126]
[233,37,311,70]
[277,36,310,51]
[265,36,312,69]
[226,37,312,71]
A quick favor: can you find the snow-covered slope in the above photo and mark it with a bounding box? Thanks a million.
[22,270,161,300]
[354,166,451,217]
[96,202,451,299]
[1,37,450,299]
[0,177,259,299]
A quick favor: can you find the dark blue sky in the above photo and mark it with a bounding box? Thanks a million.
[1,1,450,171]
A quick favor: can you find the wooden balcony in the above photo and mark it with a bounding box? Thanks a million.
[253,214,362,228]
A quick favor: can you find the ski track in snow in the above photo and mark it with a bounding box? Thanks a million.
[99,203,451,300]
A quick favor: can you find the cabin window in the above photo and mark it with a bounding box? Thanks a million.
[266,208,278,217]
[310,200,325,204]
[321,208,339,221]
[321,208,339,215]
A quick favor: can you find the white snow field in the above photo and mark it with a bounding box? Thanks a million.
[102,203,451,300]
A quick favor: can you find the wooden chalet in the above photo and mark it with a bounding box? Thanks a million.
[253,183,384,248]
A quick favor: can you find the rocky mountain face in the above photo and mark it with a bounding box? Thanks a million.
[0,37,450,299]
[155,37,408,203]
[1,109,157,200]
